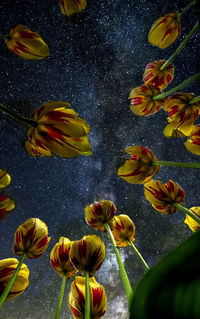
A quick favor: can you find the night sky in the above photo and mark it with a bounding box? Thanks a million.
[0,0,200,318]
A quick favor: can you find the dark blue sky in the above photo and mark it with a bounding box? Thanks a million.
[0,0,200,318]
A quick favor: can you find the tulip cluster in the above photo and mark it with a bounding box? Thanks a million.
[0,169,15,219]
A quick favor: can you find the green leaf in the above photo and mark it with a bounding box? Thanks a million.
[129,230,200,319]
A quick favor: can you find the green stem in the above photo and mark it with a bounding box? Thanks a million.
[128,240,149,271]
[173,203,200,224]
[189,96,200,104]
[178,0,196,17]
[151,161,200,169]
[0,103,37,127]
[54,275,66,319]
[0,253,26,309]
[153,73,200,100]
[0,34,9,40]
[85,271,90,319]
[160,22,199,70]
[104,222,133,310]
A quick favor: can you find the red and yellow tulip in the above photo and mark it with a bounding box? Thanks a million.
[25,101,92,158]
[118,145,160,184]
[59,0,87,17]
[164,93,200,136]
[112,215,135,247]
[69,235,106,276]
[0,169,11,189]
[0,258,29,302]
[0,194,15,220]
[69,276,107,319]
[85,200,117,232]
[148,13,181,49]
[144,179,185,215]
[129,84,164,116]
[50,237,77,278]
[184,207,200,232]
[185,124,200,155]
[13,218,51,258]
[143,60,174,90]
[4,25,49,60]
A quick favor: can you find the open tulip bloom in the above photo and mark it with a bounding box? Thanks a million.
[185,124,200,156]
[184,207,200,232]
[59,0,87,17]
[143,60,174,90]
[0,25,49,60]
[0,193,15,220]
[0,101,92,158]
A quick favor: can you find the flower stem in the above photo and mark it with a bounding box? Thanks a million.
[54,275,66,319]
[160,21,199,71]
[0,253,26,309]
[128,240,149,271]
[152,161,200,169]
[104,222,133,309]
[189,96,200,104]
[85,271,90,319]
[173,203,200,224]
[0,34,9,40]
[0,103,37,127]
[178,0,196,17]
[153,72,200,100]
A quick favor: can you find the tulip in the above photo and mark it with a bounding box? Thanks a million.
[164,93,200,136]
[69,276,107,319]
[112,214,135,247]
[0,258,29,307]
[3,25,49,60]
[148,13,181,49]
[69,235,105,276]
[59,0,87,17]
[185,124,200,155]
[184,207,200,232]
[0,194,15,219]
[0,169,11,189]
[143,60,174,90]
[118,145,160,184]
[129,84,165,116]
[13,218,51,258]
[85,200,117,232]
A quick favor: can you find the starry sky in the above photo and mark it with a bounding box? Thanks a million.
[0,0,200,318]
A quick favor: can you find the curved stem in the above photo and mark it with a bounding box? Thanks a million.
[85,271,90,319]
[173,203,200,224]
[160,22,199,70]
[189,96,200,104]
[54,275,66,319]
[0,103,37,127]
[128,240,149,271]
[152,161,200,169]
[178,0,196,17]
[104,222,133,310]
[0,253,26,309]
[153,73,200,100]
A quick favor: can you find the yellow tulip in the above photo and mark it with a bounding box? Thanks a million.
[59,0,87,17]
[184,207,200,232]
[0,194,15,220]
[13,218,51,258]
[69,235,106,276]
[69,276,107,319]
[0,169,11,189]
[50,237,77,278]
[112,215,135,247]
[85,200,117,232]
[185,124,200,155]
[0,258,29,301]
[148,13,181,49]
[4,25,49,60]
[143,60,174,90]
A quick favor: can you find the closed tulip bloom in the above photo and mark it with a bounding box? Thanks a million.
[85,200,117,232]
[143,60,174,90]
[129,84,164,116]
[184,207,200,232]
[4,25,49,60]
[13,218,51,258]
[69,235,106,276]
[25,101,92,158]
[144,179,185,215]
[112,215,135,247]
[0,258,29,302]
[164,93,200,136]
[50,237,77,278]
[0,169,11,189]
[59,0,87,17]
[69,276,107,319]
[148,13,181,49]
[0,194,15,220]
[185,124,200,155]
[118,145,160,184]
